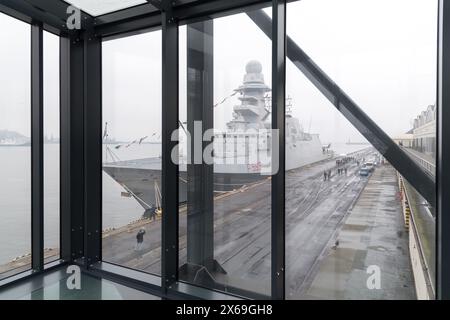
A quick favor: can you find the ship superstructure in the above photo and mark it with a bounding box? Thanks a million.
[103,61,330,212]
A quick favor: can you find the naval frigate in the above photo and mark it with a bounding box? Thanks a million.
[103,61,331,213]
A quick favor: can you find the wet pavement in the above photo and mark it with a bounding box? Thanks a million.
[303,165,415,299]
[102,149,414,299]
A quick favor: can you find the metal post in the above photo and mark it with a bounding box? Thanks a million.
[61,35,85,263]
[60,35,71,262]
[271,0,286,300]
[437,0,450,300]
[83,30,102,267]
[161,3,179,291]
[180,20,216,280]
[31,22,44,272]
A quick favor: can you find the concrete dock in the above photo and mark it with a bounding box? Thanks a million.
[303,165,415,299]
[102,149,391,297]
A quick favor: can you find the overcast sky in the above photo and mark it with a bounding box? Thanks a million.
[1,0,438,144]
[0,15,30,137]
[285,0,438,143]
[0,14,59,138]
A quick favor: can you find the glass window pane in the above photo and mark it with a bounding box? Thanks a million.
[43,31,60,263]
[102,31,162,275]
[0,13,31,279]
[65,0,147,16]
[178,8,272,297]
[285,0,437,300]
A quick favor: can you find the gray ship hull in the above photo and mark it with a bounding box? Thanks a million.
[103,151,331,211]
[103,162,268,209]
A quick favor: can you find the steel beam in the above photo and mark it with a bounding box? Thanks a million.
[174,0,267,22]
[271,0,286,300]
[61,30,102,266]
[161,2,179,291]
[182,20,215,275]
[59,36,71,261]
[247,9,436,208]
[97,2,158,24]
[93,0,273,37]
[146,0,162,10]
[0,0,92,34]
[59,34,86,263]
[438,0,450,300]
[95,1,161,38]
[0,0,66,33]
[69,36,85,262]
[27,0,85,22]
[83,30,102,267]
[95,12,161,39]
[31,22,44,272]
[1,0,269,37]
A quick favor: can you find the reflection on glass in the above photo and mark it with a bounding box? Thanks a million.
[0,13,31,279]
[102,31,162,275]
[44,31,60,263]
[178,9,272,297]
[285,0,437,300]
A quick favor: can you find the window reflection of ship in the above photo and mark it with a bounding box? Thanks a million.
[103,61,332,215]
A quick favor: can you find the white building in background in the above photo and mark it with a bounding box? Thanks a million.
[393,133,414,148]
[412,104,436,157]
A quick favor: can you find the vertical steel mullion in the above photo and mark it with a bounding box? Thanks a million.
[83,30,102,267]
[68,35,85,262]
[31,22,44,272]
[60,35,88,262]
[437,0,450,300]
[185,20,214,272]
[161,4,179,292]
[271,0,286,300]
[60,36,71,261]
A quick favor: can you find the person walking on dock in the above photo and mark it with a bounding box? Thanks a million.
[135,228,146,252]
[148,206,157,222]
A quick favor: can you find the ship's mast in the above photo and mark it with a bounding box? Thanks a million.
[227,60,271,131]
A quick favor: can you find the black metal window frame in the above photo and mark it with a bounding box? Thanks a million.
[437,0,450,300]
[0,8,67,290]
[90,0,285,300]
[0,0,446,300]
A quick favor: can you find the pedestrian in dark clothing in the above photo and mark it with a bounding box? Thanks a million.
[135,228,146,252]
[324,171,327,181]
[150,206,157,221]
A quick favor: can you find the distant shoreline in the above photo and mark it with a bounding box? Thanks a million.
[0,142,59,147]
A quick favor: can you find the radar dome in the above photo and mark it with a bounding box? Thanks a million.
[246,60,262,74]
